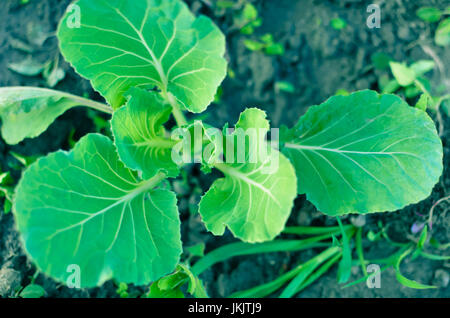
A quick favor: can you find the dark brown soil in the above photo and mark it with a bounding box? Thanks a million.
[0,0,449,298]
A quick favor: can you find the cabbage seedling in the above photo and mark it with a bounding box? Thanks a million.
[0,0,443,289]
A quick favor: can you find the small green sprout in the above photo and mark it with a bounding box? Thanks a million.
[330,17,347,30]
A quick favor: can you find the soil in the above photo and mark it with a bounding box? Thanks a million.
[0,0,449,298]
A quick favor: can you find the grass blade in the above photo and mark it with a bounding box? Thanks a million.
[283,225,353,236]
[192,235,334,275]
[419,251,450,261]
[336,217,352,283]
[296,253,342,294]
[280,246,340,298]
[394,247,437,289]
[356,227,367,275]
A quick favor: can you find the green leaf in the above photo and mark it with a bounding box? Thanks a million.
[394,249,436,289]
[111,88,179,179]
[265,43,285,55]
[8,56,46,76]
[416,7,442,22]
[147,282,184,298]
[3,197,12,214]
[418,251,450,261]
[233,246,340,298]
[216,1,235,10]
[192,238,332,275]
[157,265,189,290]
[336,218,352,283]
[415,93,432,111]
[240,24,254,35]
[185,243,205,258]
[417,225,428,249]
[395,272,437,289]
[380,78,400,94]
[19,284,46,298]
[243,3,258,21]
[435,18,450,46]
[199,108,297,242]
[14,134,182,287]
[0,87,112,145]
[260,33,274,44]
[371,52,391,70]
[389,62,416,86]
[330,18,347,30]
[280,246,340,298]
[281,90,443,216]
[192,276,209,298]
[43,58,66,88]
[243,39,265,51]
[410,60,435,77]
[57,0,227,112]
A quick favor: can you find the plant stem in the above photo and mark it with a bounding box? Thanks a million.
[4,87,114,114]
[129,171,167,199]
[356,227,367,276]
[74,96,113,114]
[162,89,188,127]
[284,224,353,236]
[414,79,431,96]
[171,101,188,127]
[428,195,450,230]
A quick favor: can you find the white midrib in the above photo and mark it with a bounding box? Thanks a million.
[46,172,166,240]
[215,163,281,207]
[284,143,416,157]
[132,138,177,149]
[112,6,188,125]
[113,7,169,89]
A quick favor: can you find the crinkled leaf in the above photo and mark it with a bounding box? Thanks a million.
[57,0,227,112]
[112,88,179,178]
[14,134,181,287]
[0,87,111,145]
[199,108,297,243]
[281,90,442,216]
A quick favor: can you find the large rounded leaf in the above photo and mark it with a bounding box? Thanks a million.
[281,90,443,216]
[57,0,227,111]
[14,134,181,287]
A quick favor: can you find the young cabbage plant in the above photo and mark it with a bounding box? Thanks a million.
[0,0,443,289]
